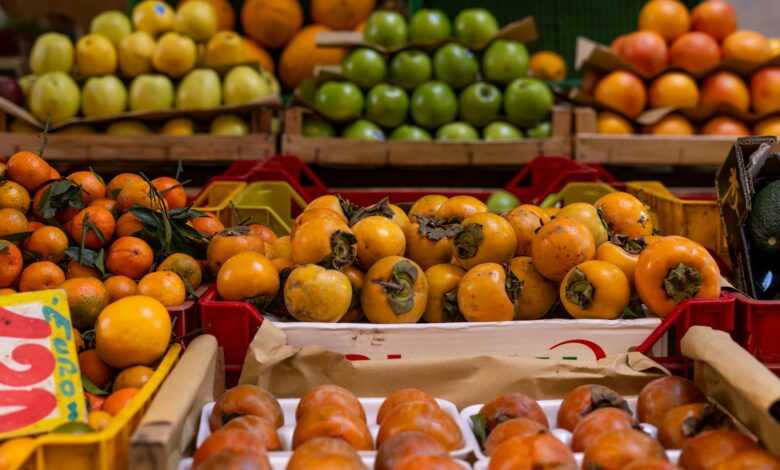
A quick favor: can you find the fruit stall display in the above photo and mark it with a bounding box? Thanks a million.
[282,8,572,166]
[573,0,780,166]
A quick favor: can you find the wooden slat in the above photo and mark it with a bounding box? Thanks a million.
[575,133,738,166]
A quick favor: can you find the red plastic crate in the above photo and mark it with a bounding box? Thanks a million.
[168,298,201,345]
[737,294,780,374]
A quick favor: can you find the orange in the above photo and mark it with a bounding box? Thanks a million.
[67,171,107,205]
[189,213,225,236]
[25,226,68,262]
[138,271,186,306]
[242,37,275,73]
[19,261,65,291]
[113,365,154,391]
[751,67,780,115]
[152,176,187,209]
[669,32,721,75]
[616,31,668,77]
[0,208,28,237]
[49,167,60,180]
[638,0,691,42]
[117,182,167,213]
[89,198,118,214]
[0,180,31,212]
[95,295,171,368]
[649,114,694,135]
[594,71,647,119]
[702,116,750,136]
[61,278,110,330]
[28,221,44,231]
[103,388,140,416]
[529,51,566,81]
[691,0,737,41]
[0,438,36,469]
[700,71,750,112]
[755,117,780,136]
[6,150,52,191]
[597,111,633,134]
[69,206,116,249]
[88,410,113,431]
[78,349,113,389]
[66,259,101,279]
[104,275,138,302]
[723,30,772,64]
[279,25,346,90]
[106,173,145,199]
[157,253,202,289]
[116,212,145,237]
[106,236,154,279]
[242,0,302,49]
[648,72,699,108]
[0,240,22,288]
[0,288,16,295]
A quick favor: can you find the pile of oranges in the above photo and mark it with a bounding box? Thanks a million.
[212,190,722,323]
[588,0,780,136]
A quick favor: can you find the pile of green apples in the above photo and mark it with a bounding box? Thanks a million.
[302,8,555,142]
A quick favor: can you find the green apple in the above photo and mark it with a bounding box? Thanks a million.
[223,65,271,106]
[410,81,457,129]
[90,10,132,46]
[364,11,407,50]
[314,81,364,123]
[295,78,318,105]
[482,39,529,84]
[211,114,249,135]
[342,119,385,140]
[366,84,408,128]
[82,75,127,118]
[454,9,499,49]
[459,82,502,127]
[409,9,451,45]
[527,120,552,138]
[436,122,479,141]
[433,43,478,89]
[177,69,221,109]
[487,190,520,213]
[30,32,74,75]
[389,50,432,90]
[390,125,432,141]
[483,121,523,141]
[342,48,387,90]
[129,74,174,111]
[303,116,336,138]
[504,78,554,127]
[28,72,80,123]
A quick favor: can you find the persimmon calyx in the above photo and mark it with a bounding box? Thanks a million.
[664,262,701,302]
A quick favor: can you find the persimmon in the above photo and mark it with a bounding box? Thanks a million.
[375,431,447,470]
[509,256,557,320]
[394,455,463,470]
[193,428,267,468]
[454,212,517,269]
[478,393,548,435]
[716,450,780,470]
[557,202,609,247]
[679,431,759,470]
[362,256,428,324]
[484,418,547,456]
[404,216,455,270]
[377,388,438,425]
[423,264,465,323]
[352,215,406,269]
[267,235,292,260]
[198,449,271,470]
[531,217,596,282]
[291,217,356,268]
[0,241,23,288]
[0,180,31,212]
[217,252,279,304]
[436,195,487,221]
[488,434,577,470]
[157,253,202,289]
[296,385,366,422]
[635,236,721,317]
[638,376,706,428]
[207,227,265,274]
[106,236,154,279]
[457,262,515,322]
[285,264,351,322]
[388,203,410,231]
[304,194,348,220]
[659,403,732,449]
[6,150,52,191]
[340,265,365,322]
[625,459,681,470]
[572,407,637,452]
[248,223,277,243]
[596,239,643,284]
[583,429,667,470]
[61,277,110,330]
[409,194,448,218]
[377,400,463,451]
[209,385,284,430]
[505,205,550,256]
[595,192,654,238]
[292,405,373,450]
[560,260,630,320]
[151,176,187,209]
[67,171,106,205]
[222,415,281,451]
[287,437,365,470]
[557,384,630,432]
[69,206,115,249]
[293,208,348,233]
[18,261,65,291]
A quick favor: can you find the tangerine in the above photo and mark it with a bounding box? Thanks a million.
[69,206,115,249]
[649,114,694,135]
[157,252,202,289]
[106,236,154,279]
[669,32,721,74]
[106,173,145,199]
[189,213,225,236]
[0,180,31,212]
[152,176,187,209]
[638,0,691,42]
[78,349,113,389]
[96,295,171,368]
[117,181,167,213]
[529,51,566,81]
[103,388,140,416]
[723,30,772,64]
[216,251,279,302]
[67,171,107,205]
[617,31,668,77]
[691,0,737,41]
[755,116,780,136]
[138,271,186,306]
[89,198,118,214]
[701,71,750,112]
[0,208,28,237]
[6,150,52,191]
[113,365,154,391]
[66,259,101,279]
[594,71,647,119]
[104,275,138,301]
[648,72,699,108]
[0,241,23,288]
[751,67,780,115]
[115,212,144,237]
[88,410,112,431]
[61,277,110,330]
[597,112,634,134]
[19,261,65,291]
[24,226,68,262]
[0,288,16,295]
[702,116,750,136]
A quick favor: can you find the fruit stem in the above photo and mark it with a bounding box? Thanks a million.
[663,263,702,302]
[442,288,464,322]
[374,259,417,315]
[504,268,525,320]
[565,268,594,309]
[454,223,483,259]
[323,230,356,269]
[415,215,462,241]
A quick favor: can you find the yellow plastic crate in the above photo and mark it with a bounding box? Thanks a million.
[231,181,308,236]
[192,181,247,227]
[626,181,729,266]
[13,345,182,470]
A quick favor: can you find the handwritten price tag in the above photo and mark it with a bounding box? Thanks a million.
[0,289,87,439]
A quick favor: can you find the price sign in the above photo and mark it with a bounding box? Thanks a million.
[0,289,87,439]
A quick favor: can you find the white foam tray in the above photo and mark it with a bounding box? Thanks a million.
[191,397,478,460]
[461,396,681,466]
[180,454,471,470]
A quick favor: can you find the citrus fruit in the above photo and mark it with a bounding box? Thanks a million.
[78,349,112,389]
[0,181,31,212]
[113,365,154,391]
[104,275,139,301]
[103,388,140,416]
[96,295,171,368]
[62,278,110,330]
[19,261,65,291]
[106,236,154,279]
[157,253,202,289]
[138,271,187,306]
[88,410,113,431]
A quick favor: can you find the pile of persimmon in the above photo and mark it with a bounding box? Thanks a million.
[214,190,720,323]
[588,0,780,137]
[473,377,779,470]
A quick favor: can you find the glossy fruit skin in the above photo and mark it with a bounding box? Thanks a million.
[557,202,609,247]
[296,384,366,422]
[488,434,577,470]
[352,215,406,270]
[457,262,514,322]
[594,71,647,119]
[638,0,690,42]
[362,256,428,324]
[560,260,630,320]
[157,253,202,289]
[78,349,112,389]
[479,393,549,434]
[423,264,465,323]
[292,404,373,450]
[394,455,463,470]
[390,50,432,91]
[138,271,186,307]
[454,8,499,49]
[504,78,554,127]
[70,206,115,249]
[198,449,272,470]
[454,213,517,269]
[403,221,450,269]
[583,429,667,470]
[436,195,487,221]
[291,218,355,267]
[679,431,759,470]
[287,437,366,470]
[376,400,464,451]
[624,459,681,470]
[700,71,750,112]
[595,192,654,238]
[615,31,668,77]
[0,241,23,288]
[103,388,139,416]
[210,385,283,432]
[691,0,737,41]
[105,236,154,280]
[410,81,458,130]
[363,10,408,50]
[207,230,265,274]
[433,43,479,89]
[19,261,65,292]
[638,376,706,428]
[659,403,732,449]
[113,365,153,391]
[342,47,387,90]
[365,84,409,128]
[61,277,111,330]
[482,40,529,85]
[635,236,721,318]
[375,430,447,470]
[669,32,721,75]
[293,208,347,234]
[285,264,352,322]
[597,241,640,284]
[531,217,596,282]
[715,449,780,470]
[572,407,636,452]
[484,418,547,456]
[557,384,630,432]
[314,81,364,123]
[410,194,448,218]
[222,415,281,451]
[505,205,550,256]
[377,388,438,425]
[193,428,267,468]
[340,265,365,323]
[216,252,279,302]
[509,257,557,320]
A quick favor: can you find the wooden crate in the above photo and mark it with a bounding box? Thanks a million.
[281,106,572,167]
[574,107,739,166]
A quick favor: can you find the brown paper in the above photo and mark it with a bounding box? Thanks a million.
[681,326,780,454]
[129,335,220,470]
[239,322,667,408]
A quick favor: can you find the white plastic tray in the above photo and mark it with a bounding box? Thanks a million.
[461,396,681,465]
[179,454,471,470]
[193,397,478,459]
